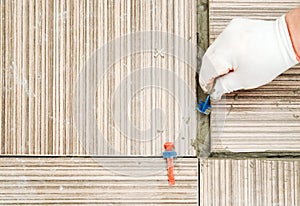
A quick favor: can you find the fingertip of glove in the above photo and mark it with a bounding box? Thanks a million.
[209,77,228,101]
[210,92,223,101]
[199,77,208,93]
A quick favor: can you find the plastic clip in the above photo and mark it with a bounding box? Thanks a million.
[197,95,211,115]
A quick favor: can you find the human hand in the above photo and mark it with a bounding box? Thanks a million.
[199,15,299,100]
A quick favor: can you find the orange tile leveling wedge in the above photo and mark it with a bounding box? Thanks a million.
[163,142,177,185]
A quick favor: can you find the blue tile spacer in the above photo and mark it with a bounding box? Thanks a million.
[197,95,211,115]
[163,151,177,159]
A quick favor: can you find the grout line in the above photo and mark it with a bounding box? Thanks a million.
[210,152,300,159]
[198,157,201,206]
[196,0,210,158]
[0,155,198,159]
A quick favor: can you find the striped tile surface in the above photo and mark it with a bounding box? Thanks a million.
[209,0,300,152]
[0,157,198,205]
[0,0,197,156]
[200,158,300,206]
[209,0,300,43]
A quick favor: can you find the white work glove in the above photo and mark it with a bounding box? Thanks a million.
[199,15,299,100]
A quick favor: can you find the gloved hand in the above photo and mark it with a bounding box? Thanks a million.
[199,15,299,100]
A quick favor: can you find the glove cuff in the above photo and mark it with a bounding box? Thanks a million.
[278,15,300,63]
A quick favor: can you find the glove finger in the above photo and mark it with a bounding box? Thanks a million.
[199,53,233,94]
[210,78,226,101]
[210,71,243,101]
